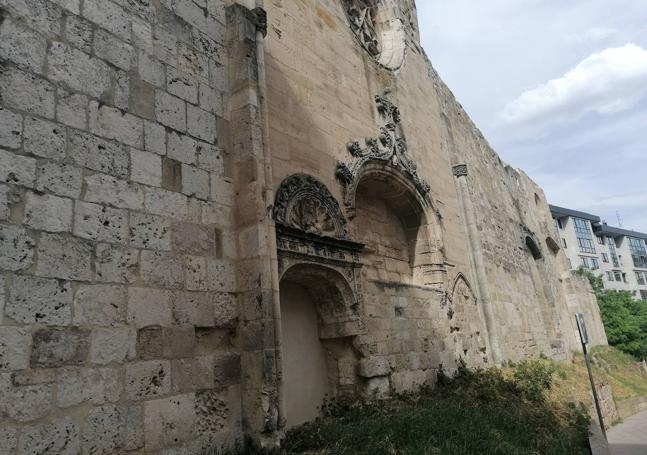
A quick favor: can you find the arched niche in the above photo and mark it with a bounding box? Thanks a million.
[525,235,543,260]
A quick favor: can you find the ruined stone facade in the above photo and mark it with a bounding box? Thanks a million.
[0,0,606,452]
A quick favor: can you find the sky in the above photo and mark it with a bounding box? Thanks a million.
[416,0,647,233]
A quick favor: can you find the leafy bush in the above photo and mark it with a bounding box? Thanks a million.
[513,360,559,402]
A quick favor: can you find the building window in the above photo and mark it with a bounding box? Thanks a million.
[574,218,596,253]
[607,271,614,281]
[608,238,620,267]
[591,258,600,270]
[557,219,564,229]
[614,271,623,282]
[636,271,646,286]
[597,236,605,245]
[641,290,647,301]
[629,237,647,268]
[602,253,609,263]
[562,238,567,249]
[622,273,628,283]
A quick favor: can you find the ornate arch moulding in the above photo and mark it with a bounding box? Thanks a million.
[336,94,433,218]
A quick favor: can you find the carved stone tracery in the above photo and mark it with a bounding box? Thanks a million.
[336,94,432,209]
[343,0,380,57]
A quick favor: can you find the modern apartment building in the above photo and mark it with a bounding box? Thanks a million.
[551,205,647,301]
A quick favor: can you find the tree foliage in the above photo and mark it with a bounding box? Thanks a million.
[576,269,647,360]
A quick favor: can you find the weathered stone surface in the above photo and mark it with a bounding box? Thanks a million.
[74,284,127,326]
[127,287,174,328]
[69,130,129,178]
[95,243,140,283]
[167,66,199,104]
[172,292,214,327]
[0,148,36,187]
[90,327,137,365]
[129,212,172,250]
[182,164,210,200]
[0,327,30,370]
[36,161,83,198]
[0,372,53,422]
[197,144,225,174]
[24,192,73,233]
[0,225,35,271]
[82,0,131,41]
[172,356,214,392]
[206,259,236,292]
[213,353,241,388]
[94,28,135,70]
[144,394,196,451]
[141,250,185,288]
[171,222,216,254]
[114,70,130,111]
[168,131,199,164]
[0,66,55,118]
[0,426,17,453]
[137,326,196,360]
[195,389,229,437]
[156,91,186,131]
[0,17,47,73]
[82,404,144,453]
[6,275,73,325]
[187,105,216,143]
[185,255,207,291]
[56,89,88,129]
[48,41,112,99]
[126,360,171,400]
[17,418,80,455]
[358,357,392,378]
[144,186,189,219]
[31,327,90,367]
[0,107,23,149]
[64,14,92,53]
[144,120,166,154]
[130,78,156,119]
[84,173,145,210]
[139,50,166,87]
[131,148,162,186]
[0,185,8,221]
[89,102,144,148]
[74,201,129,244]
[35,233,93,281]
[57,367,121,408]
[23,116,66,160]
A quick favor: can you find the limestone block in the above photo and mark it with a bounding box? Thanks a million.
[156,91,186,131]
[181,164,210,200]
[23,116,66,160]
[162,156,183,192]
[187,105,216,143]
[125,360,172,400]
[139,51,166,87]
[24,192,73,233]
[0,225,36,271]
[74,284,127,326]
[84,173,145,210]
[210,175,235,206]
[144,120,166,155]
[0,372,53,422]
[0,0,63,36]
[95,243,140,283]
[0,274,4,320]
[172,291,214,326]
[197,144,225,174]
[6,275,72,325]
[90,327,137,365]
[171,356,214,392]
[201,201,232,226]
[198,83,220,115]
[185,255,207,291]
[70,130,129,178]
[30,327,90,367]
[89,101,144,148]
[144,186,189,219]
[36,161,83,198]
[0,16,46,73]
[141,250,184,288]
[50,0,79,14]
[195,389,229,437]
[0,327,30,371]
[64,14,92,53]
[168,131,199,164]
[131,148,162,187]
[0,65,55,118]
[127,287,174,328]
[35,233,93,281]
[94,28,135,70]
[143,393,196,451]
[132,20,154,54]
[167,66,199,104]
[11,368,57,386]
[0,148,36,188]
[74,201,129,244]
[358,357,391,378]
[0,426,17,453]
[209,60,227,95]
[82,404,144,453]
[153,28,177,65]
[48,42,112,99]
[0,107,23,149]
[213,292,237,328]
[171,222,216,255]
[177,42,209,81]
[129,212,172,250]
[130,78,156,119]
[365,376,390,397]
[206,258,236,292]
[114,70,130,111]
[17,418,80,455]
[82,0,131,41]
[56,88,87,129]
[57,367,121,408]
[213,353,241,388]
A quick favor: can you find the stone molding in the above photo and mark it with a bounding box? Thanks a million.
[453,164,468,177]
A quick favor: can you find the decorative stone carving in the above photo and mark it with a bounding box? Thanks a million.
[273,174,349,239]
[343,0,380,57]
[336,94,431,207]
[453,164,468,177]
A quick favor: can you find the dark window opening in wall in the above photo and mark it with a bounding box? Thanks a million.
[607,271,614,281]
[562,238,568,248]
[580,256,590,269]
[526,236,543,260]
[574,218,596,253]
[597,236,605,245]
[591,258,600,270]
[641,290,647,301]
[557,219,564,229]
[622,273,628,283]
[629,237,647,268]
[608,238,620,267]
[602,253,609,263]
[614,271,623,282]
[636,271,646,286]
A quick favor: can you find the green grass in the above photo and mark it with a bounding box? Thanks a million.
[216,362,591,455]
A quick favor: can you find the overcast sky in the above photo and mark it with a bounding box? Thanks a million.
[417,0,647,233]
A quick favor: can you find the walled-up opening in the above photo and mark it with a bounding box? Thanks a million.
[352,170,434,285]
[526,236,543,260]
[279,264,360,428]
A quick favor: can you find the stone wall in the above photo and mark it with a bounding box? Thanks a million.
[0,0,244,452]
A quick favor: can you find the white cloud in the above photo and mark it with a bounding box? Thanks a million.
[499,43,647,127]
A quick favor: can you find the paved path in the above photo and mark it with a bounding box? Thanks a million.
[608,410,647,455]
